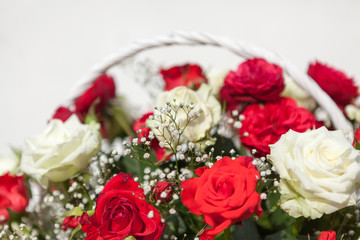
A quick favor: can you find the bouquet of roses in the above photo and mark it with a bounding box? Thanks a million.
[1,40,360,240]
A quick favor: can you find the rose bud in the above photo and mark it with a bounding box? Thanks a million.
[61,216,80,231]
[74,73,116,117]
[154,181,174,203]
[52,106,74,122]
[318,231,336,240]
[160,64,207,91]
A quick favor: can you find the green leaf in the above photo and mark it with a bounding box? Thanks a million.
[62,207,83,217]
[81,172,92,183]
[233,219,261,240]
[271,208,295,230]
[87,210,95,217]
[111,106,134,137]
[266,192,280,211]
[264,230,296,240]
[70,225,82,239]
[10,146,22,160]
[124,236,136,240]
[120,146,157,179]
[84,98,100,124]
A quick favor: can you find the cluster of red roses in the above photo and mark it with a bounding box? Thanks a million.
[78,59,357,239]
[1,55,357,240]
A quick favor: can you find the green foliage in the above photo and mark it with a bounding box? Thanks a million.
[63,207,83,217]
[124,236,136,240]
[70,225,82,240]
[120,146,157,180]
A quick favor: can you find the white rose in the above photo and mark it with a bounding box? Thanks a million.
[281,74,317,111]
[205,67,228,95]
[0,154,19,175]
[20,115,101,186]
[148,84,221,148]
[345,104,360,123]
[269,127,360,219]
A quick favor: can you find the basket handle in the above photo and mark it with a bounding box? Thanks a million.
[64,31,354,138]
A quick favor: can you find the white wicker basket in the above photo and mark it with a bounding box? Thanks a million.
[64,31,353,139]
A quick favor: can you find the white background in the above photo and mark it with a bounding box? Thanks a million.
[1,0,360,154]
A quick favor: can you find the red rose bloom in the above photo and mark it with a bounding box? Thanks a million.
[355,127,360,144]
[318,231,336,240]
[80,172,165,240]
[240,98,317,157]
[133,112,169,162]
[74,73,116,117]
[0,173,29,224]
[308,61,358,107]
[160,64,207,91]
[181,156,263,239]
[220,58,284,110]
[61,216,80,230]
[52,106,74,122]
[153,181,174,203]
[219,86,245,112]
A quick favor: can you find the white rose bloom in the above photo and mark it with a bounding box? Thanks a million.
[205,67,228,95]
[281,74,316,111]
[345,104,360,123]
[269,127,360,219]
[148,84,221,148]
[0,154,19,175]
[20,115,101,186]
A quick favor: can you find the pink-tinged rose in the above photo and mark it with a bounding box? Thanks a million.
[240,98,318,157]
[181,156,263,239]
[80,172,166,240]
[220,58,284,110]
[74,74,116,117]
[160,64,207,91]
[0,173,29,224]
[318,231,336,240]
[308,61,358,107]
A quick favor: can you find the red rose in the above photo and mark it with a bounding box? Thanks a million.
[52,106,74,122]
[0,173,29,224]
[240,98,317,157]
[133,112,169,162]
[355,127,360,144]
[133,112,153,142]
[181,156,263,239]
[308,61,358,107]
[61,216,80,230]
[318,231,336,240]
[74,73,116,117]
[219,86,245,112]
[0,208,9,224]
[220,58,284,110]
[80,172,165,240]
[160,64,207,91]
[153,181,174,203]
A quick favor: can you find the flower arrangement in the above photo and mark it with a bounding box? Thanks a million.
[1,33,360,240]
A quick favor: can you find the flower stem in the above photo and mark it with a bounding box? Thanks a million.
[224,227,231,240]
